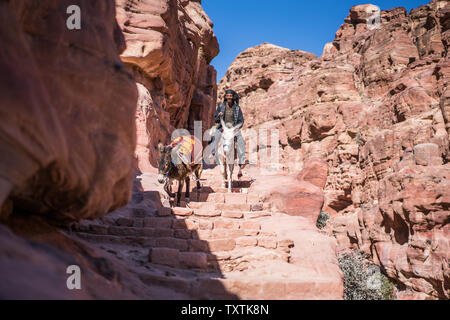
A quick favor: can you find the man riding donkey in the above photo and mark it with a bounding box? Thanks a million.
[157,89,249,203]
[210,89,249,180]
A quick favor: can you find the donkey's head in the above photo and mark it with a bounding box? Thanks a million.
[219,118,242,156]
[157,142,172,183]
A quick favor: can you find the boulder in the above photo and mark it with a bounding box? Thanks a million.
[0,0,137,224]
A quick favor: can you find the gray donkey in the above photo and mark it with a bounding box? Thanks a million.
[216,117,243,192]
[157,142,202,207]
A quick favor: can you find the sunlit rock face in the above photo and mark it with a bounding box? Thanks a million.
[116,0,219,171]
[218,0,450,299]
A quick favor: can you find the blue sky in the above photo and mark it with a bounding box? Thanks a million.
[202,0,430,81]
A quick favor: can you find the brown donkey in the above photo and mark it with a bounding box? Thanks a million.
[157,142,202,207]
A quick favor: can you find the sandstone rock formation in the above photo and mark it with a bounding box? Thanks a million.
[218,0,449,299]
[0,0,137,224]
[249,159,327,223]
[116,0,219,171]
[1,0,447,301]
[0,0,223,300]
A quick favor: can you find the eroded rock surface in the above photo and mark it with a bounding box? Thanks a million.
[1,0,448,301]
[116,0,219,171]
[0,0,138,224]
[218,0,449,299]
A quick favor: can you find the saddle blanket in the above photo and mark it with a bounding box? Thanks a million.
[167,135,203,166]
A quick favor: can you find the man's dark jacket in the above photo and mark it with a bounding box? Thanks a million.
[214,102,244,130]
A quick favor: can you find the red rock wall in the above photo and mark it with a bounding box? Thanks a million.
[116,0,219,171]
[0,0,138,224]
[218,0,449,299]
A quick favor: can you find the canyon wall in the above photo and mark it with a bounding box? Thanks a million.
[0,0,447,300]
[218,0,449,299]
[116,0,219,172]
[0,0,224,299]
[0,0,138,225]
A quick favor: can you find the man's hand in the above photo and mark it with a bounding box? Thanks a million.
[218,112,223,118]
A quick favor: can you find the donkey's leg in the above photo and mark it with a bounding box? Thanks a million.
[185,177,190,203]
[219,159,226,188]
[195,166,202,189]
[231,164,235,190]
[227,164,232,193]
[164,179,175,198]
[176,179,184,207]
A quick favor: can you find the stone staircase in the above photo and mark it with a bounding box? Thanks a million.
[71,167,343,299]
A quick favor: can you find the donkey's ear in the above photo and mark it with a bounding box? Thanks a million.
[164,145,173,153]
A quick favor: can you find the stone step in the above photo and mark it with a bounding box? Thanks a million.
[207,246,290,272]
[175,208,243,219]
[215,202,251,212]
[75,232,154,246]
[148,244,290,273]
[197,192,225,203]
[74,212,275,241]
[244,211,272,219]
[186,202,213,210]
[138,271,195,296]
[192,209,222,218]
[211,187,246,194]
[138,267,342,299]
[188,186,245,194]
[223,193,248,204]
[207,273,343,300]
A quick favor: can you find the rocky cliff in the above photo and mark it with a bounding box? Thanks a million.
[0,0,447,300]
[116,0,219,172]
[0,0,232,300]
[218,0,449,299]
[0,0,138,225]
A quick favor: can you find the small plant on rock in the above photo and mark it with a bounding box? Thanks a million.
[316,211,330,229]
[338,250,395,300]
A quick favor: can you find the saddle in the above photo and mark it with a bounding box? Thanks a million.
[168,135,202,166]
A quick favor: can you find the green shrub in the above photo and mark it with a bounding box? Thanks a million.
[338,250,395,300]
[316,211,330,229]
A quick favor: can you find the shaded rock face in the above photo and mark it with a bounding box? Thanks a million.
[116,0,219,171]
[0,0,138,224]
[218,0,449,299]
